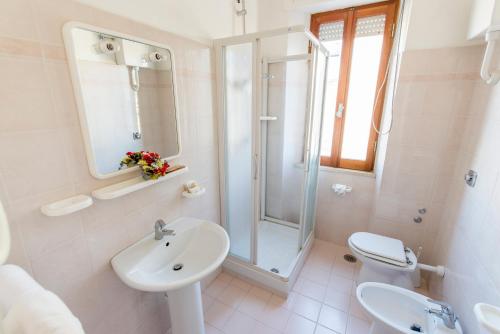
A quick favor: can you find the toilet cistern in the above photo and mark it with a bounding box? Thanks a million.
[154,219,175,240]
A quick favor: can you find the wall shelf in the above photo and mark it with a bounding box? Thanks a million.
[92,165,188,200]
[41,195,93,216]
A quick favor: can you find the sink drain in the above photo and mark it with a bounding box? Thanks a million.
[410,323,423,332]
[343,254,357,263]
[173,263,183,271]
[270,268,279,274]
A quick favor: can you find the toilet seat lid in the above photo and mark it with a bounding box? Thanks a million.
[350,232,406,264]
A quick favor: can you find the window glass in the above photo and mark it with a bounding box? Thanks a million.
[341,15,386,160]
[318,20,344,157]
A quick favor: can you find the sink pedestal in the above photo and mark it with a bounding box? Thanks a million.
[167,282,205,334]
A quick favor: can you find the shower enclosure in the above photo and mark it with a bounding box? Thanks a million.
[215,26,329,294]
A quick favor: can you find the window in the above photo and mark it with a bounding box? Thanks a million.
[311,1,398,171]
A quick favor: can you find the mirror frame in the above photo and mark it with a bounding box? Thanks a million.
[0,200,10,265]
[63,21,182,179]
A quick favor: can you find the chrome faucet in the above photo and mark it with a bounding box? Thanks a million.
[426,299,458,329]
[154,219,175,240]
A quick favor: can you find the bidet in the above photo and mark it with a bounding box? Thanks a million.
[426,299,458,330]
[356,282,463,334]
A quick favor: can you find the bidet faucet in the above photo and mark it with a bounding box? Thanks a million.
[426,298,458,329]
[154,219,175,240]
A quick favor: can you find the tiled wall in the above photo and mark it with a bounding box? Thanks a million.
[368,45,483,262]
[0,0,219,333]
[315,170,375,246]
[429,52,500,332]
[315,45,483,264]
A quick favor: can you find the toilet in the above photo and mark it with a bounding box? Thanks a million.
[348,232,418,290]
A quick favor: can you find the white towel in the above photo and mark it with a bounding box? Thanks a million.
[0,265,85,334]
[0,265,43,318]
[2,289,85,334]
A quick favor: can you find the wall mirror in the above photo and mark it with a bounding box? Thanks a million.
[0,199,10,265]
[63,22,181,179]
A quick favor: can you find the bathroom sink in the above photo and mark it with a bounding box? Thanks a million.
[111,217,229,292]
[112,217,229,334]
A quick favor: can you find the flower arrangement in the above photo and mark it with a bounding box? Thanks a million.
[119,151,170,180]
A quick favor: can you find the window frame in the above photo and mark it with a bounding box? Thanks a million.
[311,0,398,172]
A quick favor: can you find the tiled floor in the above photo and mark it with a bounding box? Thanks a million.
[202,240,372,334]
[257,221,299,276]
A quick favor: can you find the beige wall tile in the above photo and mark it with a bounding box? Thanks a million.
[0,1,218,333]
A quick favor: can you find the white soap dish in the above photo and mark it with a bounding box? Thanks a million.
[182,188,206,198]
[41,195,93,217]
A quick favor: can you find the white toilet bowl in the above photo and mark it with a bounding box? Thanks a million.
[348,232,418,290]
[357,282,463,334]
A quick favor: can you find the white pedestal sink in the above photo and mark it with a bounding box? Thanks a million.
[111,217,230,334]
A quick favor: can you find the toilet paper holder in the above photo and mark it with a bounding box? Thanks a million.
[332,184,352,196]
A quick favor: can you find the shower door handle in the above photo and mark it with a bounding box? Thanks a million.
[260,116,278,121]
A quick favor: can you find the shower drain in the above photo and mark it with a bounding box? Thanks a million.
[343,254,357,263]
[270,268,280,274]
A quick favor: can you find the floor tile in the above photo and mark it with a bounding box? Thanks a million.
[324,289,350,312]
[331,260,355,280]
[300,262,331,286]
[249,285,273,300]
[291,293,322,321]
[259,302,292,331]
[284,314,316,334]
[315,325,338,334]
[346,315,371,334]
[254,322,282,334]
[206,277,232,298]
[205,300,234,329]
[295,278,327,302]
[306,254,335,272]
[217,285,248,308]
[328,275,354,295]
[318,305,348,334]
[237,290,269,318]
[269,291,297,310]
[200,239,401,334]
[218,272,234,284]
[222,311,258,334]
[202,292,215,313]
[230,277,252,292]
[205,323,224,334]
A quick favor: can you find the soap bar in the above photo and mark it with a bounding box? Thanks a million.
[185,181,201,193]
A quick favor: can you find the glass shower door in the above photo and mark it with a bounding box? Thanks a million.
[222,42,255,262]
[301,48,328,246]
[262,58,309,226]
